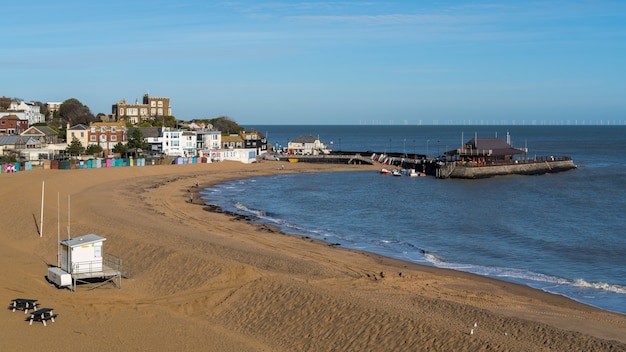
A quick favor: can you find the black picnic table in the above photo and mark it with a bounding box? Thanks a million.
[26,308,57,326]
[8,299,39,314]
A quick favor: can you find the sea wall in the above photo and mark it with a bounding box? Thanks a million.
[448,160,577,179]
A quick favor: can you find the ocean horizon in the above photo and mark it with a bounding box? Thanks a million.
[201,125,626,314]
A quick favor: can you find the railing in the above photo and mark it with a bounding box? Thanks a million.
[454,156,572,167]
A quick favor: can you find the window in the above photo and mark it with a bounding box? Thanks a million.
[90,135,96,141]
[100,135,107,141]
[158,101,163,107]
[100,127,106,132]
[80,132,84,138]
[111,126,117,133]
[111,135,117,141]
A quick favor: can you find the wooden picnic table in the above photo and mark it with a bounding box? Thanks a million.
[8,298,39,314]
[27,308,57,326]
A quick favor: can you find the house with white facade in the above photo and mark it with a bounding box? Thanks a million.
[181,130,198,157]
[6,100,45,125]
[162,128,184,157]
[196,130,221,151]
[287,135,328,155]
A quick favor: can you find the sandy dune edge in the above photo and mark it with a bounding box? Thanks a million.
[1,161,624,351]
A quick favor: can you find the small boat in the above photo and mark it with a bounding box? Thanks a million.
[392,169,402,176]
[380,168,392,175]
[408,169,418,177]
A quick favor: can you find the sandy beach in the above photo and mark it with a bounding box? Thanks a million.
[1,161,625,351]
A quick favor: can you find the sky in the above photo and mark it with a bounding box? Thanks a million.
[2,1,626,125]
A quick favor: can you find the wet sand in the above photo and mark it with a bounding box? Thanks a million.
[1,161,625,351]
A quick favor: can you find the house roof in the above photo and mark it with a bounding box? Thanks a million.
[60,234,106,248]
[222,135,243,143]
[0,114,22,120]
[22,126,58,136]
[453,138,525,156]
[291,135,319,143]
[0,135,20,145]
[129,127,161,138]
[68,124,89,130]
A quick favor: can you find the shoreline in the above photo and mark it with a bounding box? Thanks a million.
[189,168,621,316]
[1,161,625,351]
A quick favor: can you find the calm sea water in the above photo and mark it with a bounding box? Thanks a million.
[201,125,626,314]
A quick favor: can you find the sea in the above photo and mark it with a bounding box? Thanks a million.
[199,125,626,315]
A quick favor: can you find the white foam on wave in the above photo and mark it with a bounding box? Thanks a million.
[572,279,626,294]
[421,252,626,296]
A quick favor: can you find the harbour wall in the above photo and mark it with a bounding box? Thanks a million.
[446,159,577,179]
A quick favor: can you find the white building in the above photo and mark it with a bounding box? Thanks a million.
[197,130,221,150]
[162,128,184,157]
[17,101,45,124]
[7,100,45,125]
[181,130,198,157]
[287,135,328,155]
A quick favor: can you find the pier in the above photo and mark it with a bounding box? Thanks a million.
[278,152,577,179]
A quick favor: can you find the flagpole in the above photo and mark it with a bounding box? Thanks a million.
[40,181,44,237]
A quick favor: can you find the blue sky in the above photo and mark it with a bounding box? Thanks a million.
[2,1,625,125]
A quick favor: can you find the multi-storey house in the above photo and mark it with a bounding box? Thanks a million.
[6,100,45,125]
[221,134,244,149]
[0,114,29,135]
[241,129,267,155]
[196,130,221,151]
[181,130,198,157]
[21,126,59,145]
[89,122,127,156]
[287,135,328,155]
[162,128,184,157]
[66,124,90,148]
[111,94,172,124]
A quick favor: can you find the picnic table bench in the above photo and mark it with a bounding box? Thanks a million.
[8,299,39,314]
[26,308,57,326]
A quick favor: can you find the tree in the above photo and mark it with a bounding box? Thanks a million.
[209,116,244,134]
[66,138,85,156]
[0,96,10,110]
[58,98,96,127]
[85,144,103,156]
[127,129,148,151]
[154,115,178,128]
[112,142,128,157]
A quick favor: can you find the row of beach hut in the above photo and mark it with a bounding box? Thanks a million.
[0,156,211,173]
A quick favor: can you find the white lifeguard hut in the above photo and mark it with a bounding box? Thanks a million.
[47,234,123,291]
